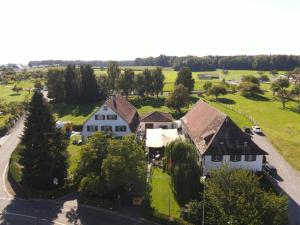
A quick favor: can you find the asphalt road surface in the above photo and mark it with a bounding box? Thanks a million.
[253,133,300,225]
[0,117,155,225]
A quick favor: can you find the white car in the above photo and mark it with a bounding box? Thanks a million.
[252,125,262,134]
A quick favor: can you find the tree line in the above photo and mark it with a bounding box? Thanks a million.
[46,63,165,103]
[29,60,133,68]
[30,54,300,72]
[47,64,101,104]
[138,55,300,71]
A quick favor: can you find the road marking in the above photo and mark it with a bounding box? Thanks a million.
[4,212,36,219]
[2,163,13,198]
[0,212,68,225]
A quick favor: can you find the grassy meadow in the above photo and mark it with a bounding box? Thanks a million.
[2,67,300,171]
[150,168,181,218]
[206,87,300,170]
[0,80,33,102]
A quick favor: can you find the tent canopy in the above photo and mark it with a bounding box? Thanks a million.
[146,128,179,148]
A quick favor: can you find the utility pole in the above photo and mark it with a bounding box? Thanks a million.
[201,176,206,225]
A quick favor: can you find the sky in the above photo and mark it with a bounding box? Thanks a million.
[0,0,299,64]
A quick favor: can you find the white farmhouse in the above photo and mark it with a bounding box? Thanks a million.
[81,95,139,141]
[181,100,267,175]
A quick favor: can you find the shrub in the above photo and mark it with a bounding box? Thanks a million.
[295,104,300,113]
[239,82,263,97]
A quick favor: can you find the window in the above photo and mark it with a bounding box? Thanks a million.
[160,125,168,129]
[211,155,223,162]
[107,114,117,120]
[87,125,98,132]
[101,126,112,132]
[95,114,105,120]
[115,125,127,132]
[103,105,108,111]
[245,155,256,161]
[230,155,242,162]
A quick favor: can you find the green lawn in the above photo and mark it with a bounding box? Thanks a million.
[150,168,181,218]
[206,87,300,170]
[52,102,100,126]
[0,80,34,128]
[67,136,82,175]
[0,80,33,102]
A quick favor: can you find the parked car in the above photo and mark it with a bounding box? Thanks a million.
[243,127,252,134]
[263,163,277,176]
[252,125,262,134]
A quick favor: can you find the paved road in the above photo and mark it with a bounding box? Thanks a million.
[0,118,155,225]
[253,134,300,225]
[0,116,25,199]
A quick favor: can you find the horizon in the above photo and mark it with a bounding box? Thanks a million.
[0,0,300,64]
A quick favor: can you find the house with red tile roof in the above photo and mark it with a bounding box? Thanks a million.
[181,99,267,175]
[81,95,139,141]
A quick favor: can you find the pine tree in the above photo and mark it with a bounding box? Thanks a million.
[20,91,68,189]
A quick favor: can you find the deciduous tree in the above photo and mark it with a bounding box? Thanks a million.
[166,84,190,112]
[80,64,99,103]
[118,69,134,97]
[107,61,121,93]
[175,67,195,93]
[152,67,165,98]
[47,68,65,102]
[207,85,227,100]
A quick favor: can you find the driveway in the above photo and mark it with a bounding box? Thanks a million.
[252,133,300,225]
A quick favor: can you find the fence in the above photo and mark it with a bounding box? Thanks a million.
[214,101,259,126]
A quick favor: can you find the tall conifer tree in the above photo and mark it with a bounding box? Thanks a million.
[21,91,68,189]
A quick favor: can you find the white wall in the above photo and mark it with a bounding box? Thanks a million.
[139,121,176,132]
[82,104,131,140]
[202,155,263,175]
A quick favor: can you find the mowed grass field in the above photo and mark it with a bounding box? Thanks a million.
[207,88,300,170]
[0,80,33,102]
[0,80,34,127]
[150,168,181,218]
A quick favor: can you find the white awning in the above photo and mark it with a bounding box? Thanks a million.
[146,128,179,148]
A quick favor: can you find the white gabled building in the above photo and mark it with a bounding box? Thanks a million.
[81,95,140,141]
[139,111,177,132]
[181,100,267,175]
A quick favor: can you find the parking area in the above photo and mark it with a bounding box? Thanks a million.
[252,133,300,225]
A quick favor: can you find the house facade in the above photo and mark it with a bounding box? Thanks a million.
[82,95,139,141]
[139,111,177,132]
[181,100,267,175]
